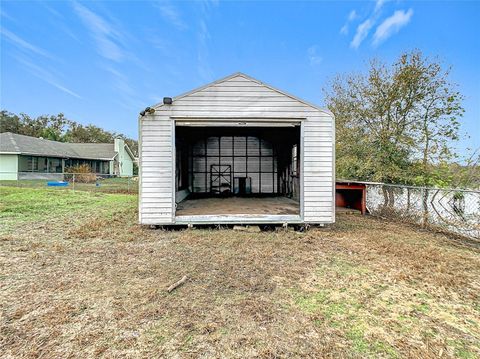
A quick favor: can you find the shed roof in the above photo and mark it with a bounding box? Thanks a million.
[0,132,117,160]
[151,72,333,116]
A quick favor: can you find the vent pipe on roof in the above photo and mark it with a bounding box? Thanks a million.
[163,97,173,105]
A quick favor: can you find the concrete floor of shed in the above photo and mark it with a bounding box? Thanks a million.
[176,196,300,215]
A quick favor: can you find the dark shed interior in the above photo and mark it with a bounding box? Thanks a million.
[175,126,301,216]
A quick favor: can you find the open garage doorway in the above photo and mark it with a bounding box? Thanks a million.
[174,125,301,218]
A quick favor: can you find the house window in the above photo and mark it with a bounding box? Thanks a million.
[28,156,39,172]
[48,158,62,173]
[37,157,47,172]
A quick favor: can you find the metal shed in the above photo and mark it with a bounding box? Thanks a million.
[138,73,335,225]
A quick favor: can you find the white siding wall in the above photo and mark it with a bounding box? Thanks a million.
[303,115,335,223]
[139,115,174,224]
[139,74,334,224]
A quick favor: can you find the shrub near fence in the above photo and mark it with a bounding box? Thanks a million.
[64,164,97,183]
[366,183,480,240]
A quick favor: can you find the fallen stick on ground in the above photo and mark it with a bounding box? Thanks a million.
[167,275,188,293]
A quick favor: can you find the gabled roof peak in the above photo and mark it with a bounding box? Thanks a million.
[150,72,332,116]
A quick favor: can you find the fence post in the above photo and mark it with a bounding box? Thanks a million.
[127,176,130,193]
[382,185,388,210]
[422,187,428,228]
[72,173,75,192]
[406,188,411,212]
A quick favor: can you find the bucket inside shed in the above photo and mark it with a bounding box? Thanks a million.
[174,126,301,216]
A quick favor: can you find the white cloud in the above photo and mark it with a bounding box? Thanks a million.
[197,19,213,81]
[346,0,390,48]
[15,56,82,99]
[307,45,323,66]
[373,9,413,46]
[375,0,386,13]
[1,28,53,59]
[196,1,219,81]
[340,9,358,35]
[72,2,126,62]
[42,2,63,19]
[348,10,358,21]
[149,36,170,53]
[202,0,219,8]
[155,2,187,30]
[350,18,374,49]
[101,65,146,112]
[0,9,16,22]
[103,66,134,96]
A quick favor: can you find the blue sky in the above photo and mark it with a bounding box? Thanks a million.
[1,0,479,156]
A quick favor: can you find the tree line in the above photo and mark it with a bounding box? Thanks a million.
[0,111,138,155]
[324,50,479,189]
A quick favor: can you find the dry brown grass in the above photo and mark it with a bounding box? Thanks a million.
[1,195,479,358]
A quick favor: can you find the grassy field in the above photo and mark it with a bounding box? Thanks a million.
[1,187,479,358]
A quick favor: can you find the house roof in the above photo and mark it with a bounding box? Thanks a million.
[68,143,118,160]
[0,132,117,160]
[150,72,333,117]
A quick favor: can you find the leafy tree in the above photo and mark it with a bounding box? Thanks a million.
[404,53,464,187]
[0,111,22,133]
[324,50,464,186]
[64,123,116,143]
[0,110,138,155]
[451,149,480,189]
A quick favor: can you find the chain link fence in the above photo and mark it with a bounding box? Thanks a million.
[3,173,479,238]
[0,172,138,194]
[366,183,480,239]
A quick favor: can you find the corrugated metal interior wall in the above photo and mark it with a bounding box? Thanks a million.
[175,127,300,198]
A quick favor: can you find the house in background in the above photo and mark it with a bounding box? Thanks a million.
[0,132,135,180]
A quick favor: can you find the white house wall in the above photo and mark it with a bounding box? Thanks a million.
[139,74,334,224]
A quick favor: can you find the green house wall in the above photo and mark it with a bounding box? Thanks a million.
[114,139,134,177]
